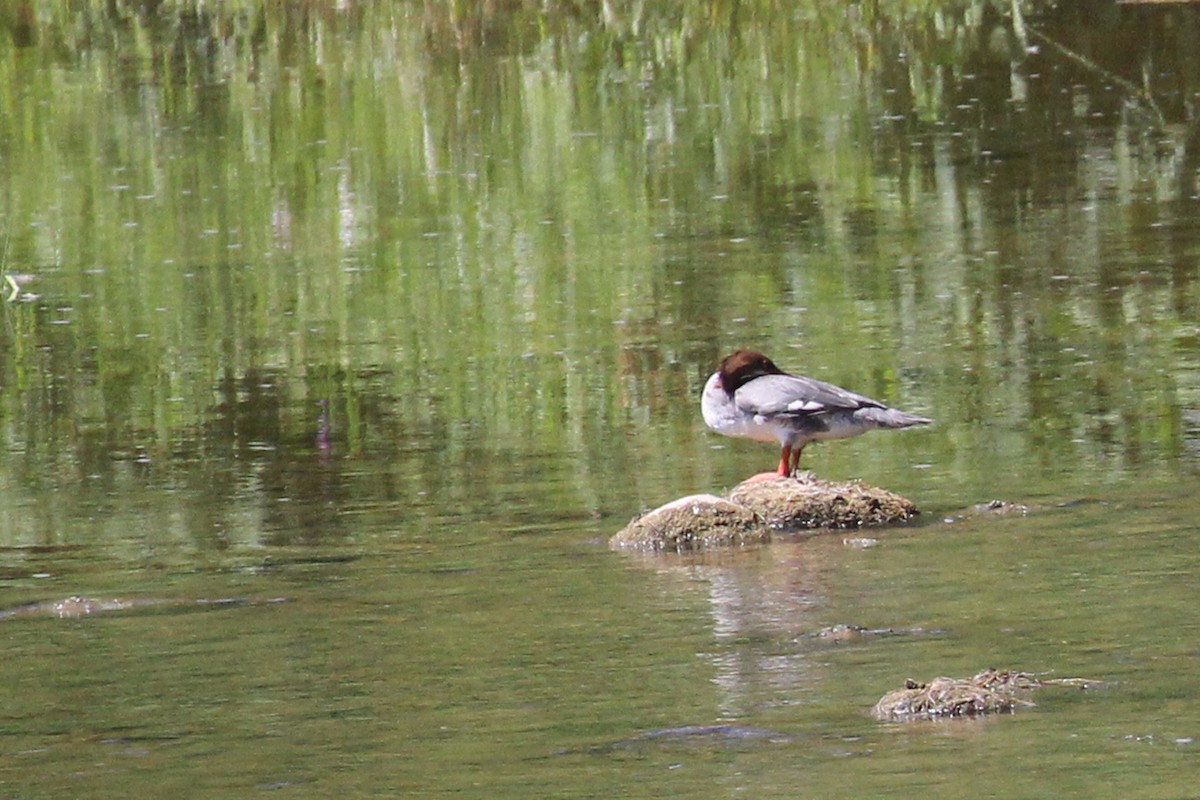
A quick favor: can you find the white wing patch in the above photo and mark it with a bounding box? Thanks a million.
[786,399,826,413]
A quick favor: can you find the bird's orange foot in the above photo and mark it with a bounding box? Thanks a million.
[743,470,785,484]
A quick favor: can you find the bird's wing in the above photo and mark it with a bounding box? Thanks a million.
[733,373,883,418]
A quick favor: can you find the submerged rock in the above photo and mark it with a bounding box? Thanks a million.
[955,499,1030,517]
[0,596,279,621]
[802,623,936,644]
[610,474,919,551]
[609,724,796,753]
[609,494,767,551]
[871,668,1099,721]
[623,724,795,744]
[0,596,178,620]
[564,724,799,755]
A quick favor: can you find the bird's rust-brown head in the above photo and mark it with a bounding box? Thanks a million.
[716,350,785,395]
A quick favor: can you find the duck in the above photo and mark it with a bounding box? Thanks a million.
[701,350,931,478]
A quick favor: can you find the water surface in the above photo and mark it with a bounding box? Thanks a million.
[1,2,1199,797]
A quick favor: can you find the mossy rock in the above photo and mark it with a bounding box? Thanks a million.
[729,474,918,530]
[609,494,768,551]
[610,475,920,552]
[871,669,1098,721]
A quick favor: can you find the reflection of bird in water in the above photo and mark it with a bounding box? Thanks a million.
[701,350,931,478]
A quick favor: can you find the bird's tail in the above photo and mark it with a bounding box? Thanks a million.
[854,407,932,429]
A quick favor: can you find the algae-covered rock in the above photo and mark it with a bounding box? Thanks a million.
[609,474,921,552]
[729,474,918,529]
[610,494,768,551]
[871,668,1098,721]
[802,624,934,643]
[0,596,269,621]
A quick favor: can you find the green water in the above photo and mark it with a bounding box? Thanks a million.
[2,1,1199,797]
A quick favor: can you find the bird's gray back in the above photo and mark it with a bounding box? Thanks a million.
[733,373,884,419]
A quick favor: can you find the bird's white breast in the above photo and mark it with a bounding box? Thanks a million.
[701,372,788,444]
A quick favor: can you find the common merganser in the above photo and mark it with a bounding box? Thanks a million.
[701,350,931,477]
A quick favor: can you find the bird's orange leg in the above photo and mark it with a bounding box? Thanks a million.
[777,445,792,477]
[788,445,804,476]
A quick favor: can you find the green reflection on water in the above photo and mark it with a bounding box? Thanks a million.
[0,0,1196,537]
